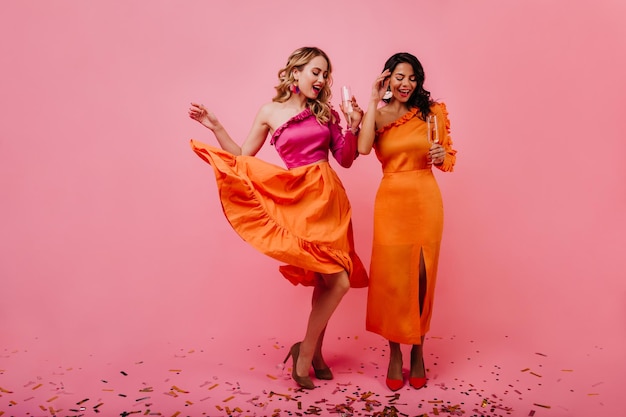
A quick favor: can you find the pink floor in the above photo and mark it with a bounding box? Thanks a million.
[0,325,617,416]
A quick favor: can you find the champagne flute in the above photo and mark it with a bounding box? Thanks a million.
[341,85,353,125]
[427,114,439,144]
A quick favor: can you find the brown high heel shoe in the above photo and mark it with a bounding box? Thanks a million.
[283,342,315,390]
[313,362,334,380]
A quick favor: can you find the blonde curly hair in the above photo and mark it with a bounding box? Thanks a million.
[273,47,333,124]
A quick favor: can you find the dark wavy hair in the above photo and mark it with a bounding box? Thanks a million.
[382,52,434,120]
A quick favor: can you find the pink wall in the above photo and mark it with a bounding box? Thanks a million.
[1,0,625,413]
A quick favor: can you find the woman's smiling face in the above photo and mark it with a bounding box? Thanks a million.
[294,55,329,99]
[389,62,417,103]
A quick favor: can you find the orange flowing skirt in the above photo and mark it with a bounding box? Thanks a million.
[190,140,368,288]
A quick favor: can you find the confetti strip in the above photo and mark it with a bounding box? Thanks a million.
[530,372,542,377]
[223,395,235,402]
[32,383,43,390]
[533,403,551,408]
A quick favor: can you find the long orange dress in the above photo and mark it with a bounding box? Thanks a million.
[190,109,368,288]
[366,103,456,345]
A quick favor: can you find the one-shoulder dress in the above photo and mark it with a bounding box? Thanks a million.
[190,108,368,288]
[366,103,456,344]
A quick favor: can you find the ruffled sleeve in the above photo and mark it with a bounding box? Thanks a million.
[375,108,420,136]
[269,108,312,146]
[432,102,456,172]
[328,108,358,168]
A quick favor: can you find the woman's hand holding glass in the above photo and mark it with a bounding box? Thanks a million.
[427,115,445,166]
[340,86,363,133]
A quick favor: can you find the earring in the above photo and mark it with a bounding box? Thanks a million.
[291,82,300,94]
[382,87,392,101]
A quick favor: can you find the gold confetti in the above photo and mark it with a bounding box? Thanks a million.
[521,368,530,372]
[46,396,58,402]
[266,374,278,380]
[208,383,219,390]
[32,383,42,390]
[587,393,600,396]
[171,385,189,393]
[0,387,12,393]
[223,395,235,402]
[170,412,181,417]
[561,369,574,372]
[168,369,182,373]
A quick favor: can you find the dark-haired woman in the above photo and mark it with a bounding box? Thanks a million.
[358,52,456,391]
[188,47,368,390]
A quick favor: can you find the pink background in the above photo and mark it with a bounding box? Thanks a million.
[1,1,625,415]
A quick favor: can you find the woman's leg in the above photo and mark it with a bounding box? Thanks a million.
[411,250,428,379]
[410,336,426,378]
[387,340,403,380]
[295,270,350,378]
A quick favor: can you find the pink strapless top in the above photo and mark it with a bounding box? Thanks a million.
[270,108,358,169]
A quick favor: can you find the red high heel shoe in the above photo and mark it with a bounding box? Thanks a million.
[386,376,404,391]
[283,342,315,390]
[386,356,404,391]
[409,357,427,389]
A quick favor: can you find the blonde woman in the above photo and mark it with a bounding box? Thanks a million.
[188,47,368,390]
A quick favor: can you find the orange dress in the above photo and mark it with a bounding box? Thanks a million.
[366,103,456,344]
[190,109,368,288]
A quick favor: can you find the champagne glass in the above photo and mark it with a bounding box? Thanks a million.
[341,85,353,125]
[427,114,439,144]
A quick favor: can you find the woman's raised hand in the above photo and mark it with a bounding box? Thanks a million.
[189,103,221,131]
[372,69,391,102]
